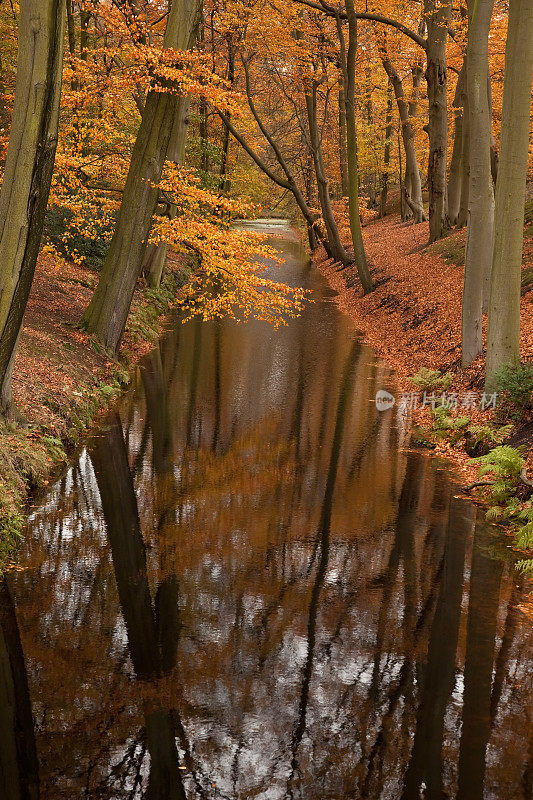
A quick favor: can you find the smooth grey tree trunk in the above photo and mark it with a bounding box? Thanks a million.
[344,0,372,291]
[81,0,201,353]
[424,0,451,242]
[447,114,463,225]
[447,62,466,225]
[381,54,426,223]
[486,0,533,385]
[142,99,191,289]
[0,0,65,417]
[461,0,495,367]
[457,72,470,229]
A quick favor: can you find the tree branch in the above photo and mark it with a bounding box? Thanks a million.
[215,111,291,190]
[291,0,427,50]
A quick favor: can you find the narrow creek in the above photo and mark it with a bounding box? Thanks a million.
[3,223,532,799]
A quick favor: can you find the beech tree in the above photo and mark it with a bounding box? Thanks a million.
[338,0,373,292]
[461,0,495,367]
[81,0,202,353]
[0,0,66,417]
[447,62,465,226]
[424,0,451,242]
[486,0,533,385]
[380,82,393,216]
[379,48,426,224]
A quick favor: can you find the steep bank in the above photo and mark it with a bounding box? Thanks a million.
[316,212,532,382]
[0,249,190,565]
[315,211,533,482]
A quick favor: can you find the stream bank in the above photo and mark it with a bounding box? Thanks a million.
[315,210,533,474]
[0,248,191,567]
[315,210,533,585]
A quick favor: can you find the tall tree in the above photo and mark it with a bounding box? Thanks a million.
[380,81,394,217]
[341,0,373,292]
[461,0,495,367]
[141,98,191,289]
[81,0,202,353]
[0,0,66,417]
[338,75,349,197]
[424,0,451,242]
[486,0,533,385]
[305,81,349,266]
[380,49,426,223]
[447,62,466,226]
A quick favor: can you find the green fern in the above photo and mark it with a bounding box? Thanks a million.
[467,423,513,446]
[516,558,533,576]
[408,368,454,393]
[474,445,524,481]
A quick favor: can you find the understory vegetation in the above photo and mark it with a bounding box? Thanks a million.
[409,363,533,572]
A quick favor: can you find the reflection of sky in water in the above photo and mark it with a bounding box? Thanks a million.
[4,229,531,800]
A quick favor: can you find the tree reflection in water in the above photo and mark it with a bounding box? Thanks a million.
[7,238,533,799]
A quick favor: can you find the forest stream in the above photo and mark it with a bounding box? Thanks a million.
[2,223,532,800]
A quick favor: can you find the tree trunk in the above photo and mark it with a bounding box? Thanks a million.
[338,77,349,197]
[142,99,190,289]
[398,130,404,219]
[198,21,209,177]
[305,84,350,266]
[66,0,76,55]
[461,0,495,367]
[381,53,426,223]
[457,74,470,228]
[487,68,498,183]
[0,0,65,417]
[305,143,318,249]
[218,35,235,193]
[80,0,201,353]
[486,0,533,386]
[342,0,373,292]
[380,82,393,217]
[424,0,451,242]
[447,62,466,225]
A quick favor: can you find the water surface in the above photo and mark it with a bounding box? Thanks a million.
[3,225,532,800]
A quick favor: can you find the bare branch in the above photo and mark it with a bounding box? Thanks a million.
[291,0,427,50]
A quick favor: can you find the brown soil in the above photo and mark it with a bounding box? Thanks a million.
[13,250,184,435]
[315,211,533,483]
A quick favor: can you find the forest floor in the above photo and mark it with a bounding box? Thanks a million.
[315,207,533,488]
[0,249,190,566]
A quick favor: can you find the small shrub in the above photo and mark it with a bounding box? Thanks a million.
[471,444,533,578]
[408,368,453,393]
[431,405,469,431]
[464,423,513,456]
[492,363,533,411]
[513,503,533,576]
[44,205,115,271]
